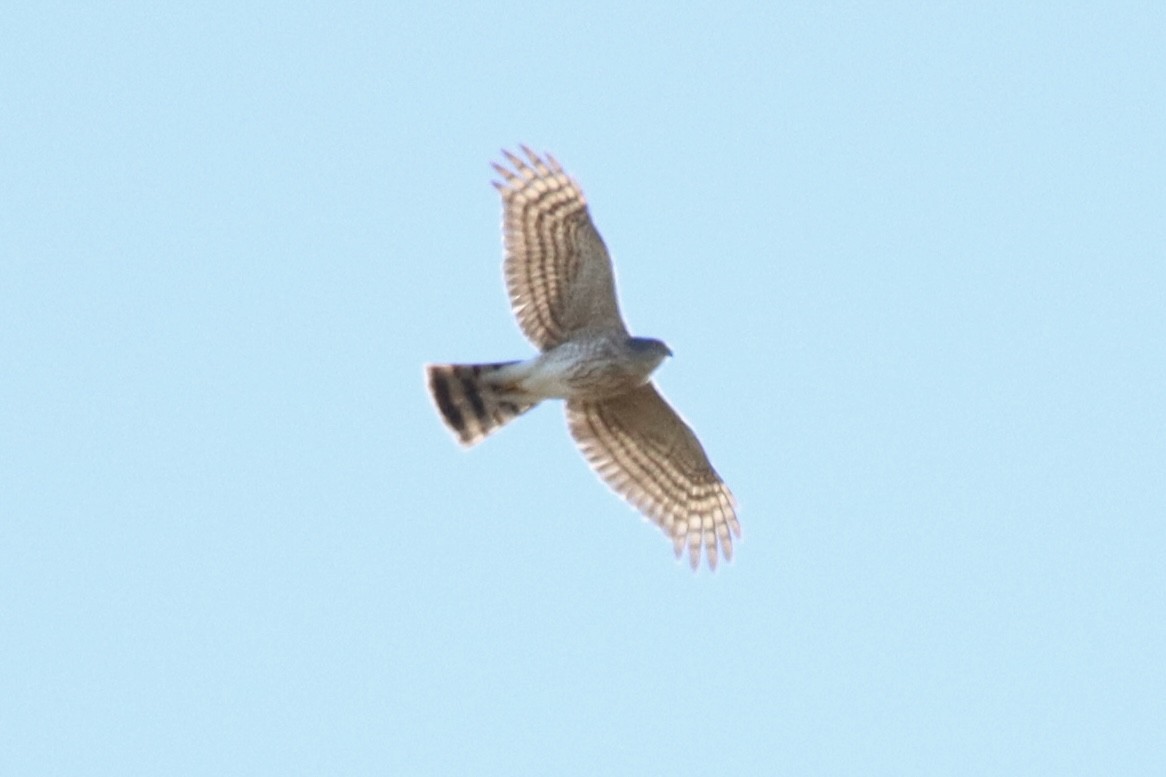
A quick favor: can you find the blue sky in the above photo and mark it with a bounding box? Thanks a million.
[3,2,1164,774]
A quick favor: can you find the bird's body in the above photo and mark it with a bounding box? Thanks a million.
[522,335,671,400]
[425,147,739,570]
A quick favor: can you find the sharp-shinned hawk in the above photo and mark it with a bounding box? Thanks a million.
[425,147,739,570]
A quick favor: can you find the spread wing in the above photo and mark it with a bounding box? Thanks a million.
[566,383,739,570]
[492,147,628,350]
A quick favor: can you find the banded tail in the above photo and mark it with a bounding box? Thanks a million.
[425,362,537,446]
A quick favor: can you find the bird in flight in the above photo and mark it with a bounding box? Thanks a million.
[425,147,739,570]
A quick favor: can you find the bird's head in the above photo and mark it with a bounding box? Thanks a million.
[626,337,673,372]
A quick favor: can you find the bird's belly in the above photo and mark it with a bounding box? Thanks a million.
[520,350,651,400]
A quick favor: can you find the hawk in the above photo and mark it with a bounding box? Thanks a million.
[425,147,739,570]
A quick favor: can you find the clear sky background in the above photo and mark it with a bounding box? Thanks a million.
[3,3,1164,775]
